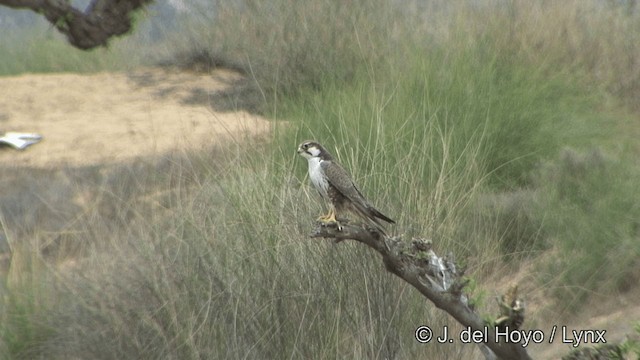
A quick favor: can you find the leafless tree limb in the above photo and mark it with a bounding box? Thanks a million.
[0,0,153,49]
[310,221,532,360]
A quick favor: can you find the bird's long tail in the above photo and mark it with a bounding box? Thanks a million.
[346,202,395,235]
[369,207,395,224]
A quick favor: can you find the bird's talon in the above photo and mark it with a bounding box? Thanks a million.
[315,216,342,231]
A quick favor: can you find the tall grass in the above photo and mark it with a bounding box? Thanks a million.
[0,144,480,359]
[485,0,640,110]
[534,148,640,313]
[162,0,640,109]
[163,0,414,96]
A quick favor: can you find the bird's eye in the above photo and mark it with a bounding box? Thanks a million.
[303,143,309,149]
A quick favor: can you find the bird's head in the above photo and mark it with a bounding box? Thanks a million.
[297,140,331,160]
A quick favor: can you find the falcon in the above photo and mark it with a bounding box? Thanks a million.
[297,140,395,233]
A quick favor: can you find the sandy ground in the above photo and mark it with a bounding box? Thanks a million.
[524,278,640,358]
[0,68,270,167]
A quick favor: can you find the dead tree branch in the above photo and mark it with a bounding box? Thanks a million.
[0,0,153,49]
[310,222,532,360]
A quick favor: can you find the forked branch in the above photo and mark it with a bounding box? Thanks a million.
[310,222,532,360]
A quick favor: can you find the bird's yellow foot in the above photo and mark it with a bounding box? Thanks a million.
[316,209,343,231]
[317,208,335,223]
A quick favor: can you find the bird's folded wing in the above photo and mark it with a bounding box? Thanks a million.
[321,160,367,202]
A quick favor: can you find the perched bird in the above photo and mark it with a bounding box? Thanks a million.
[297,140,395,233]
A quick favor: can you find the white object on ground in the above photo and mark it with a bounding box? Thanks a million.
[0,132,43,150]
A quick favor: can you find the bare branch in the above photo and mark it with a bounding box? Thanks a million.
[0,0,153,49]
[310,222,532,360]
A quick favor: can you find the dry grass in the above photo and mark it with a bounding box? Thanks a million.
[0,139,485,359]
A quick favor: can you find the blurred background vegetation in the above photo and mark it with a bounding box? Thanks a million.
[1,0,640,358]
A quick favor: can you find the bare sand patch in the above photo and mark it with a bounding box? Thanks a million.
[0,68,270,167]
